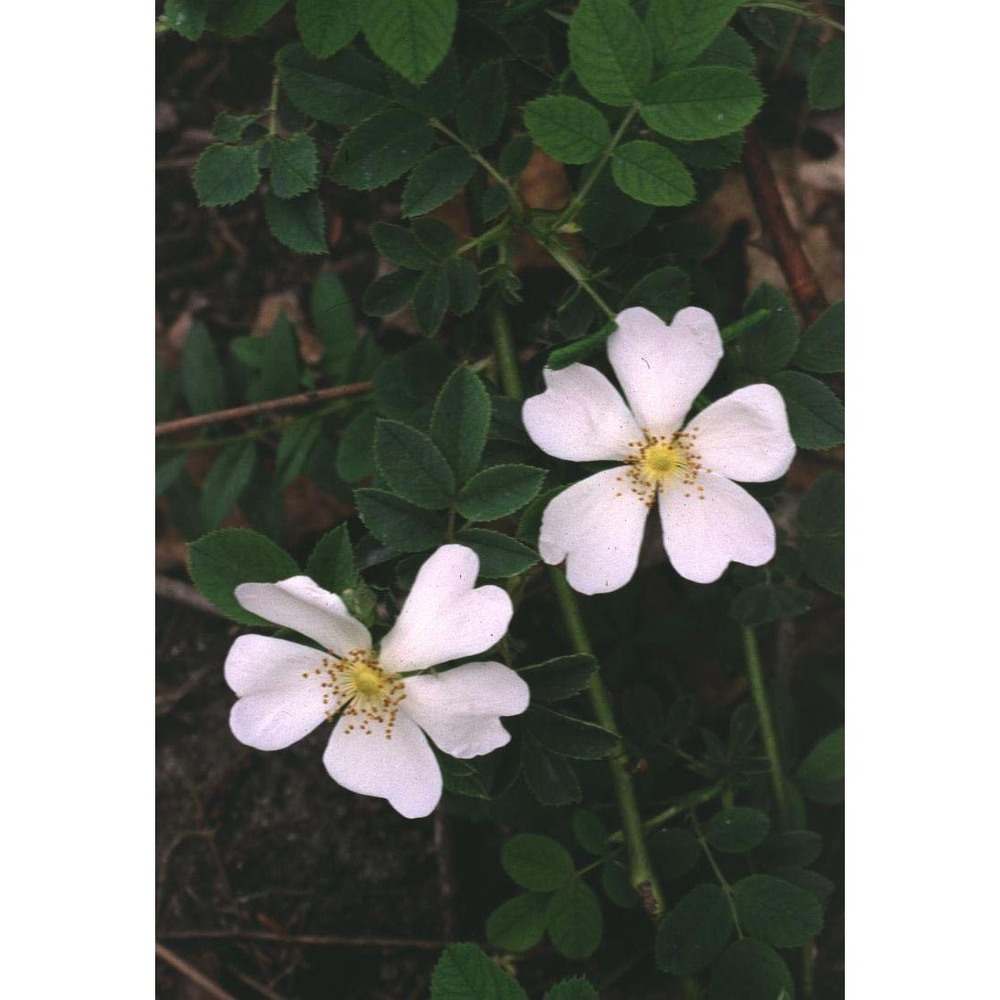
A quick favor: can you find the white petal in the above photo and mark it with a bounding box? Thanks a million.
[538,467,651,595]
[685,384,795,483]
[401,662,530,759]
[379,545,513,673]
[323,713,442,819]
[608,306,723,436]
[659,474,776,584]
[522,363,641,462]
[226,635,333,749]
[235,576,372,654]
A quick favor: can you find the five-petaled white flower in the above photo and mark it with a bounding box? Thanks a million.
[522,306,795,594]
[224,544,529,818]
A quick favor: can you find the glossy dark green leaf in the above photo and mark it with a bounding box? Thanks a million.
[569,0,652,106]
[277,44,390,126]
[180,321,225,415]
[412,266,451,335]
[363,269,420,316]
[164,0,207,40]
[612,140,695,206]
[354,488,446,551]
[770,371,844,450]
[402,146,476,217]
[296,0,359,58]
[655,883,733,974]
[499,135,535,177]
[628,266,691,322]
[571,808,609,856]
[645,0,744,69]
[193,144,260,207]
[445,258,480,315]
[210,0,286,37]
[708,940,795,1000]
[798,471,844,594]
[795,727,844,804]
[335,409,376,482]
[578,165,655,246]
[212,110,258,142]
[199,440,257,528]
[305,524,357,593]
[457,464,546,521]
[310,271,355,377]
[374,419,455,508]
[268,134,319,198]
[705,807,771,853]
[362,0,457,84]
[732,874,823,947]
[642,67,762,141]
[458,62,507,147]
[517,654,598,702]
[693,26,755,70]
[188,528,299,625]
[600,857,639,909]
[455,528,539,577]
[430,367,491,481]
[264,190,327,254]
[429,943,528,1000]
[502,833,575,891]
[755,831,824,870]
[524,96,610,165]
[527,706,618,760]
[522,735,581,805]
[371,222,438,270]
[274,416,322,488]
[729,282,798,375]
[546,880,603,960]
[808,38,845,110]
[329,110,434,190]
[485,892,549,952]
[794,301,844,373]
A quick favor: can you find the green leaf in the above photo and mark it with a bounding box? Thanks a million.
[770,371,844,450]
[668,131,745,169]
[641,67,762,141]
[156,453,188,497]
[402,147,476,217]
[708,940,795,1000]
[754,831,823,870]
[277,44,390,126]
[255,311,301,401]
[579,164,655,247]
[329,110,434,190]
[544,979,599,1000]
[305,524,357,593]
[371,222,437,270]
[362,0,457,85]
[518,655,599,702]
[439,753,489,799]
[354,488,446,551]
[502,833,575,892]
[193,144,260,207]
[268,134,319,198]
[522,735,581,805]
[296,0,359,58]
[274,416,323,487]
[164,0,207,40]
[694,26,755,71]
[526,706,618,760]
[199,441,257,528]
[446,258,480,315]
[730,584,812,626]
[210,0,286,37]
[649,828,700,881]
[430,367,491,481]
[188,528,300,624]
[600,858,639,909]
[611,141,695,206]
[571,808,610,856]
[808,38,844,111]
[429,943,528,1000]
[547,320,617,370]
[655,883,733,975]
[486,892,549,952]
[412,266,451,335]
[336,409,376,482]
[212,111,259,143]
[705,807,771,853]
[412,216,456,257]
[458,61,507,148]
[523,96,611,165]
[499,135,535,178]
[374,342,452,421]
[568,0,652,106]
[481,185,510,222]
[794,301,844,373]
[798,471,844,594]
[628,266,691,322]
[795,727,844,804]
[363,270,420,316]
[455,528,539,577]
[310,272,356,377]
[374,419,455,509]
[732,875,823,947]
[264,190,327,254]
[457,465,546,521]
[546,880,603,960]
[645,0,744,70]
[391,54,461,117]
[729,283,798,375]
[180,321,225,415]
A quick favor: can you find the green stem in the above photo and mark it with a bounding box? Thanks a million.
[607,781,727,843]
[692,814,744,938]
[267,73,281,136]
[541,238,616,320]
[741,0,844,32]
[456,219,509,257]
[550,567,665,919]
[429,118,520,208]
[742,626,791,829]
[490,303,525,401]
[720,307,771,343]
[556,103,640,229]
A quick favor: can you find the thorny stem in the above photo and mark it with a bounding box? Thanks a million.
[607,780,728,844]
[489,296,664,919]
[691,814,744,938]
[541,238,616,320]
[457,219,509,257]
[743,626,792,829]
[556,103,640,229]
[550,568,665,920]
[429,118,521,208]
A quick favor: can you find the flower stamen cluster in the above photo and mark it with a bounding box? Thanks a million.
[620,428,711,507]
[310,649,407,738]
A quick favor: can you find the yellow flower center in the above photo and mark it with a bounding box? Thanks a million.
[616,427,711,508]
[302,649,406,739]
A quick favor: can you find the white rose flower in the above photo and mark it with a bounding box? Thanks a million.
[224,544,529,818]
[522,306,796,594]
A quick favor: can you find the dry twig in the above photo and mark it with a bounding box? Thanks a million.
[155,942,237,1000]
